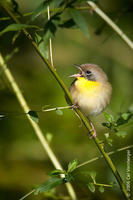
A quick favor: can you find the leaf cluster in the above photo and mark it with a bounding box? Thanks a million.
[102,108,133,146]
[34,159,79,195]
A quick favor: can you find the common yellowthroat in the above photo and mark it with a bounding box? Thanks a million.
[69,64,112,117]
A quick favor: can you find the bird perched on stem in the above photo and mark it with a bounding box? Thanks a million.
[69,63,112,136]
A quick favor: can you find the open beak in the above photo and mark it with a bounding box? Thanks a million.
[69,64,83,78]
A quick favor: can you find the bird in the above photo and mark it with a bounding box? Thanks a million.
[69,63,112,136]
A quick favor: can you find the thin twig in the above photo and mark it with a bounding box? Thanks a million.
[77,144,133,168]
[93,183,112,188]
[87,1,133,51]
[0,53,77,200]
[47,6,54,67]
[19,189,35,200]
[0,2,130,199]
[42,105,73,112]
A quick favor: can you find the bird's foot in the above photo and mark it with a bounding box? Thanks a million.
[88,121,97,139]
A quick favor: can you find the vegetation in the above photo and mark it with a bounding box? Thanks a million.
[0,0,133,199]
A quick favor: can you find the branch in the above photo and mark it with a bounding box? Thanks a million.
[87,1,133,51]
[77,144,133,168]
[0,53,77,200]
[0,2,130,199]
[47,6,54,67]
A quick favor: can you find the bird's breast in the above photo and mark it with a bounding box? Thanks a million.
[70,77,112,116]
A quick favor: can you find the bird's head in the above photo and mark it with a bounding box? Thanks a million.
[69,63,108,83]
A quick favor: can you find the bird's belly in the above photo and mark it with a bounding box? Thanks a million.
[71,85,110,116]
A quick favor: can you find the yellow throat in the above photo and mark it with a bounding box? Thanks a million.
[75,77,100,94]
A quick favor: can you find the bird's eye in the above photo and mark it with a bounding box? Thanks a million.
[86,70,91,75]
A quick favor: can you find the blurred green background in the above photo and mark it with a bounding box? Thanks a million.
[0,0,133,199]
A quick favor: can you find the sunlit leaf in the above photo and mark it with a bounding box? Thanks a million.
[46,132,53,143]
[103,112,114,123]
[88,182,95,193]
[99,186,104,193]
[67,159,79,173]
[34,177,63,195]
[0,24,38,36]
[116,131,127,138]
[69,8,89,38]
[121,112,131,120]
[56,110,63,116]
[28,111,39,123]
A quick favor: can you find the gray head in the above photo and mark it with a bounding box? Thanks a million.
[70,63,108,83]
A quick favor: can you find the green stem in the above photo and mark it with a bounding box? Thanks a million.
[94,183,112,188]
[19,189,35,200]
[77,144,133,169]
[0,2,130,200]
[42,106,73,112]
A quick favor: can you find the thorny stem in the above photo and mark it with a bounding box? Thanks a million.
[0,2,131,200]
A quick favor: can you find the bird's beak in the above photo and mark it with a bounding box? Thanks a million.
[69,64,83,78]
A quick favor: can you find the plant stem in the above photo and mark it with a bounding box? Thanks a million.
[0,52,77,200]
[19,189,35,200]
[87,1,133,51]
[47,6,54,67]
[42,106,73,112]
[93,183,112,188]
[77,144,133,169]
[0,2,130,199]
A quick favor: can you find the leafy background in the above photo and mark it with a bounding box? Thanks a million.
[0,0,133,199]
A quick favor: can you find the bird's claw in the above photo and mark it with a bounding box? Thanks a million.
[88,121,96,139]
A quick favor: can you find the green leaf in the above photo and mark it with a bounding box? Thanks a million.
[104,133,109,138]
[56,110,63,116]
[67,159,79,173]
[59,18,75,28]
[34,177,63,195]
[0,24,38,36]
[99,186,104,193]
[69,8,89,38]
[121,112,131,120]
[88,182,95,193]
[32,0,54,21]
[103,112,114,123]
[49,169,65,176]
[28,111,39,123]
[65,173,73,182]
[35,33,50,59]
[116,131,127,138]
[46,132,53,143]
